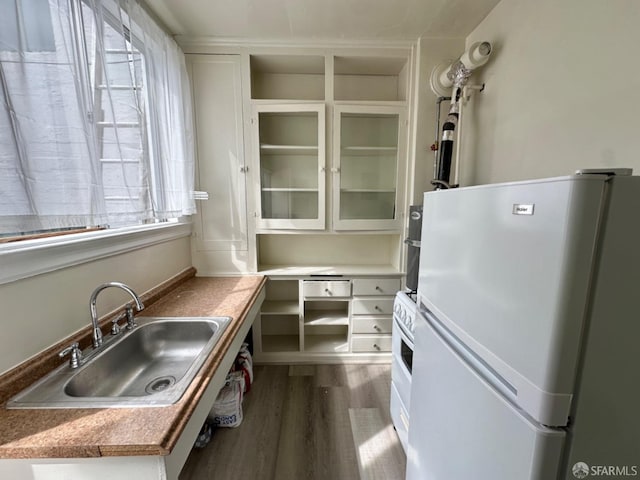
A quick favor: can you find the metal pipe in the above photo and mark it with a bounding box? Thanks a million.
[433,96,450,181]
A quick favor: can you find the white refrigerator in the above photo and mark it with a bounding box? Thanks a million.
[407,170,640,480]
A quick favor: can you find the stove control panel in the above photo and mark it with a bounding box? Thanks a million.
[393,291,417,339]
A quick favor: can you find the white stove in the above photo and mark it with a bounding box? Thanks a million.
[390,290,417,452]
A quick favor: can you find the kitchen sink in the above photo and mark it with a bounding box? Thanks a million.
[6,316,230,409]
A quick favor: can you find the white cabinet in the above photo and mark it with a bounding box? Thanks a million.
[249,51,410,234]
[187,54,252,274]
[349,277,399,353]
[252,103,326,230]
[333,104,406,230]
[253,275,400,363]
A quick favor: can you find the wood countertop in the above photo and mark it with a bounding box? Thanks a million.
[0,273,266,459]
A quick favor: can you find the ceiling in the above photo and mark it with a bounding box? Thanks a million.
[145,0,501,41]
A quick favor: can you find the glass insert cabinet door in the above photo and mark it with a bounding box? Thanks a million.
[333,105,406,230]
[252,104,326,230]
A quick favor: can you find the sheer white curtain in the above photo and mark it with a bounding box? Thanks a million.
[0,0,107,233]
[117,0,196,219]
[0,0,195,236]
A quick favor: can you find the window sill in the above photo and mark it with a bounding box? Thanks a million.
[0,222,192,286]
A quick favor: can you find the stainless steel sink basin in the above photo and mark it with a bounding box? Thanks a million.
[7,316,230,409]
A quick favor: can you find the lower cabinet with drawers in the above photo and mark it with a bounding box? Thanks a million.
[253,275,400,363]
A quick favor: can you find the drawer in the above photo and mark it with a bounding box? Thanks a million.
[351,335,392,353]
[302,280,351,298]
[352,317,392,334]
[352,278,400,296]
[351,298,394,315]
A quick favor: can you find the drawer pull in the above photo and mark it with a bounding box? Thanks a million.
[324,288,332,295]
[373,325,380,331]
[375,286,382,292]
[374,305,382,312]
[373,343,380,350]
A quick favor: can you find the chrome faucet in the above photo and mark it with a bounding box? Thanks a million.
[89,282,144,348]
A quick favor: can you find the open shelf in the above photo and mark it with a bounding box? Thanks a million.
[304,334,349,353]
[302,300,349,353]
[262,335,300,353]
[334,55,409,102]
[304,309,349,326]
[251,54,325,100]
[261,300,299,315]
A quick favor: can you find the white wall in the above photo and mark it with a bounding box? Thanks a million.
[0,237,192,375]
[460,0,640,185]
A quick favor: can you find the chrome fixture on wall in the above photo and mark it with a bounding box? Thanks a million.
[89,282,144,349]
[429,42,493,189]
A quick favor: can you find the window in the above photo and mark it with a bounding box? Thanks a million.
[0,0,195,240]
[82,4,151,227]
[0,0,56,52]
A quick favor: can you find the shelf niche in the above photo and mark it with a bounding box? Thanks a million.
[303,298,349,354]
[250,54,325,100]
[257,234,403,272]
[261,279,300,353]
[333,55,409,102]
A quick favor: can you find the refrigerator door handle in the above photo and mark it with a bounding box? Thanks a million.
[422,307,519,405]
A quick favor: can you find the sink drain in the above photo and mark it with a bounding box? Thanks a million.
[145,376,176,394]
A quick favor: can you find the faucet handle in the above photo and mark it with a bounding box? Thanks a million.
[111,313,123,335]
[111,306,138,335]
[59,342,83,369]
[125,305,137,330]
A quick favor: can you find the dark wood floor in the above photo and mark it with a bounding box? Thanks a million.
[179,364,406,480]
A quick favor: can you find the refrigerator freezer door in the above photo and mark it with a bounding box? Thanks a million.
[418,176,606,425]
[407,312,566,480]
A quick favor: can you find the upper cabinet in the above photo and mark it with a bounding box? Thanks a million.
[333,104,406,231]
[248,49,411,233]
[187,54,253,273]
[252,103,326,230]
